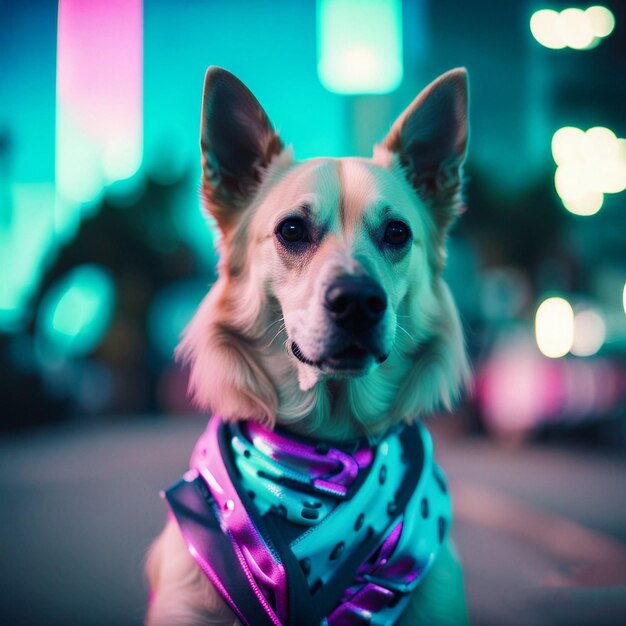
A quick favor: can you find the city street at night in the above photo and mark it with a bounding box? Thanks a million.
[2,2,625,624]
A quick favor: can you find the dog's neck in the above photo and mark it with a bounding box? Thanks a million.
[268,358,413,442]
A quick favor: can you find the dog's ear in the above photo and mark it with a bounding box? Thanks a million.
[380,68,468,236]
[200,67,284,231]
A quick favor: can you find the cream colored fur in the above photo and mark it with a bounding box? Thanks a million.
[147,67,471,625]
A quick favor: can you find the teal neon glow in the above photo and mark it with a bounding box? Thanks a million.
[0,183,57,332]
[37,264,116,357]
[317,0,403,94]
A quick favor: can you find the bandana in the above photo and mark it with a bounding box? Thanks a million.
[164,417,451,626]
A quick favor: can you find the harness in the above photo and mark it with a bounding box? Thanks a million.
[164,417,451,626]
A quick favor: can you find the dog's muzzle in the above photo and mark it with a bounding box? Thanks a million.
[290,277,389,371]
[324,276,387,333]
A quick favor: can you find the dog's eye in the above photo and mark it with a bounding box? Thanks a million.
[277,218,308,244]
[383,221,410,246]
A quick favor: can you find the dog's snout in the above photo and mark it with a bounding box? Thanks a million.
[324,277,387,332]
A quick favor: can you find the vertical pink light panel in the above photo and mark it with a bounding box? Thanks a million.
[56,0,142,231]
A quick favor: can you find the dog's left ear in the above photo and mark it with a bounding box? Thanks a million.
[200,67,284,232]
[380,68,468,236]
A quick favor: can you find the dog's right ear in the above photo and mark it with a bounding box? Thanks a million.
[379,69,468,237]
[200,67,284,232]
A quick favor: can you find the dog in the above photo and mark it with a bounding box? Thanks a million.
[146,66,471,626]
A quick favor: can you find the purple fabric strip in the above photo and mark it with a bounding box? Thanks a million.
[327,520,420,625]
[245,422,372,497]
[359,520,404,575]
[185,543,251,626]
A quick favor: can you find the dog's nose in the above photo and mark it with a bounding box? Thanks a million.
[324,277,387,332]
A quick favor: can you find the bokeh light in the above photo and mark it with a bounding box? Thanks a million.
[535,297,574,358]
[530,10,566,49]
[552,125,626,215]
[37,265,116,359]
[554,161,588,199]
[317,0,403,94]
[571,309,606,356]
[586,5,616,37]
[561,192,604,216]
[551,126,585,165]
[581,126,618,160]
[530,6,615,50]
[480,331,548,434]
[557,8,595,50]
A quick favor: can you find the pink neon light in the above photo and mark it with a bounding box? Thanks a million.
[57,0,142,133]
[57,0,142,185]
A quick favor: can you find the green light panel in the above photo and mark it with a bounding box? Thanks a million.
[317,0,403,94]
[0,184,57,331]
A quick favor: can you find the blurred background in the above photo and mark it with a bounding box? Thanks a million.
[1,0,625,624]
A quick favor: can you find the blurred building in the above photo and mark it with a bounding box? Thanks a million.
[0,0,624,440]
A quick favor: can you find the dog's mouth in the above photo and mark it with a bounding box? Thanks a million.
[291,341,388,373]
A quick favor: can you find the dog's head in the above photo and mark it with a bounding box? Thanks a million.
[178,67,470,439]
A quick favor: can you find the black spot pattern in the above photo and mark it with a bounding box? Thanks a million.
[301,507,320,520]
[438,516,446,543]
[315,442,330,455]
[299,557,311,576]
[270,504,287,518]
[329,542,345,560]
[433,466,447,493]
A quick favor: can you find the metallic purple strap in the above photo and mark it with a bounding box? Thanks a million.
[194,418,288,625]
[326,521,407,625]
[245,422,372,497]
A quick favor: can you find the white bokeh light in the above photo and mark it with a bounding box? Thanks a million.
[530,10,566,49]
[557,8,595,50]
[561,192,604,216]
[571,309,606,356]
[552,125,626,215]
[535,297,575,358]
[530,6,615,50]
[586,5,615,38]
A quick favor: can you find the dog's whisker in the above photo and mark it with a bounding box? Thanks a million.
[396,324,416,343]
[260,316,285,336]
[266,323,287,349]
